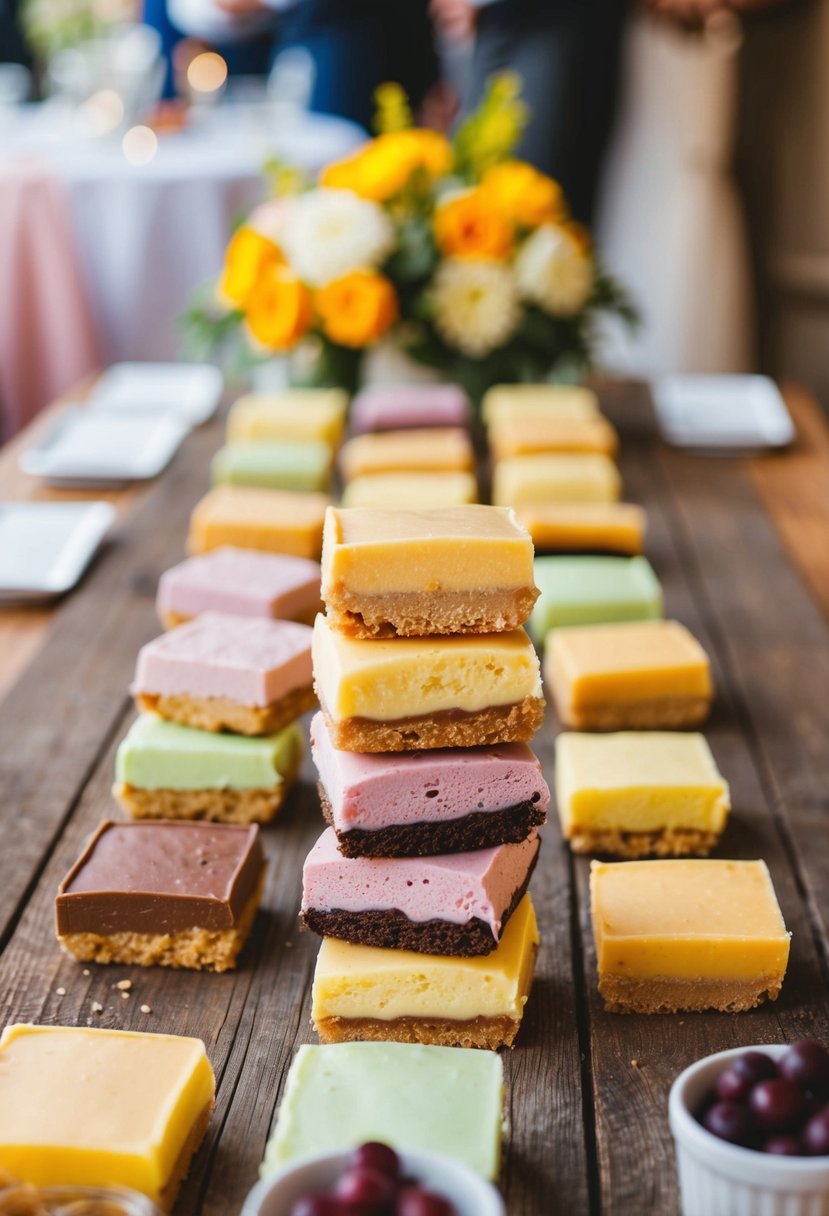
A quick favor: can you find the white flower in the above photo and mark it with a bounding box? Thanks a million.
[432,260,520,357]
[515,224,594,317]
[279,189,394,286]
[247,199,293,245]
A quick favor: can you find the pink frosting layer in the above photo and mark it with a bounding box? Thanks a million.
[310,712,549,832]
[157,547,321,621]
[302,826,540,939]
[132,611,312,706]
[350,385,471,434]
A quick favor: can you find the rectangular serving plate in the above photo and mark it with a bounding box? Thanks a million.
[87,362,223,428]
[0,500,116,601]
[19,406,189,486]
[652,375,796,454]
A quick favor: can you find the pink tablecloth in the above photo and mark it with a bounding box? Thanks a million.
[0,161,102,441]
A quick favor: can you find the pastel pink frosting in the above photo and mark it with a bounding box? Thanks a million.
[349,385,471,434]
[302,827,540,939]
[157,547,320,621]
[132,611,312,707]
[311,712,549,832]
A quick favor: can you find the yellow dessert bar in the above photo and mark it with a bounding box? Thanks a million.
[340,428,474,482]
[590,859,791,1013]
[342,471,478,509]
[482,384,599,427]
[514,503,646,555]
[544,619,713,730]
[491,454,621,508]
[555,731,730,857]
[0,1024,215,1210]
[489,413,618,459]
[188,485,330,559]
[226,389,348,448]
[321,504,537,637]
[312,894,539,1050]
[312,612,544,751]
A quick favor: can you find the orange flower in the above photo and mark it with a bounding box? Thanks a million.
[482,160,565,229]
[316,270,398,348]
[217,226,282,310]
[244,265,312,352]
[434,189,514,261]
[321,130,453,202]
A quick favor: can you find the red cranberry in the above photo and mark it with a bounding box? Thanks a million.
[715,1067,753,1104]
[803,1108,829,1155]
[334,1166,397,1208]
[749,1079,807,1133]
[702,1101,753,1146]
[396,1187,457,1216]
[763,1134,803,1156]
[731,1051,778,1085]
[780,1041,829,1098]
[351,1142,401,1180]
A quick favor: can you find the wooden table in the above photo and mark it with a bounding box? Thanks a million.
[1,383,828,1216]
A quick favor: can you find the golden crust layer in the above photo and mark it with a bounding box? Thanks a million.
[314,1013,524,1051]
[553,694,712,731]
[158,1098,215,1212]
[320,696,546,753]
[324,586,539,639]
[567,826,721,859]
[136,684,316,737]
[113,764,298,825]
[598,973,784,1015]
[160,606,320,630]
[57,880,263,972]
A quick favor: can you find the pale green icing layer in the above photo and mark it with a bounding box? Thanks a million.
[529,555,663,644]
[261,1042,503,1180]
[115,713,302,790]
[212,441,331,492]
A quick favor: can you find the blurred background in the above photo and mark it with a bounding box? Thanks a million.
[0,0,826,439]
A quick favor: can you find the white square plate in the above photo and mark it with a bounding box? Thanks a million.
[20,406,189,486]
[0,501,116,600]
[652,375,795,453]
[87,362,223,427]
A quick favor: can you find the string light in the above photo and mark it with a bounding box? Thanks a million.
[187,53,228,96]
[122,125,158,165]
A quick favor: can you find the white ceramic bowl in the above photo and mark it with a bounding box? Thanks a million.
[241,1148,505,1216]
[669,1044,829,1216]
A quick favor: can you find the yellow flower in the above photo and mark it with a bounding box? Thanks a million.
[434,189,514,261]
[217,226,282,310]
[316,270,398,348]
[244,265,312,352]
[321,130,452,202]
[482,160,565,229]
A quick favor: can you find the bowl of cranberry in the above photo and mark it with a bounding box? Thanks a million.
[669,1041,829,1216]
[240,1142,505,1216]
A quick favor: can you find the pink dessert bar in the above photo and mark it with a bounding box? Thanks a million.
[156,547,321,629]
[300,826,540,956]
[310,712,548,858]
[349,385,472,434]
[132,611,316,735]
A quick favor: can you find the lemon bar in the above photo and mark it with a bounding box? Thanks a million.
[482,383,599,427]
[188,485,329,559]
[590,859,791,1013]
[492,454,621,508]
[340,428,474,482]
[545,619,713,730]
[489,413,618,459]
[528,556,662,643]
[342,470,478,509]
[0,1024,215,1210]
[211,440,332,493]
[261,1042,503,1180]
[312,894,538,1049]
[322,505,538,638]
[313,613,544,752]
[226,389,348,447]
[514,503,646,556]
[555,732,730,857]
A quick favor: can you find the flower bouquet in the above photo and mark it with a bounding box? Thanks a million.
[187,76,635,401]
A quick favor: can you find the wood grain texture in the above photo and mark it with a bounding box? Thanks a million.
[0,381,828,1214]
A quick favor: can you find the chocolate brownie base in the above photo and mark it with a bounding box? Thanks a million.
[319,784,546,858]
[136,683,316,737]
[319,695,545,753]
[325,585,539,640]
[315,1012,526,1050]
[301,861,536,957]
